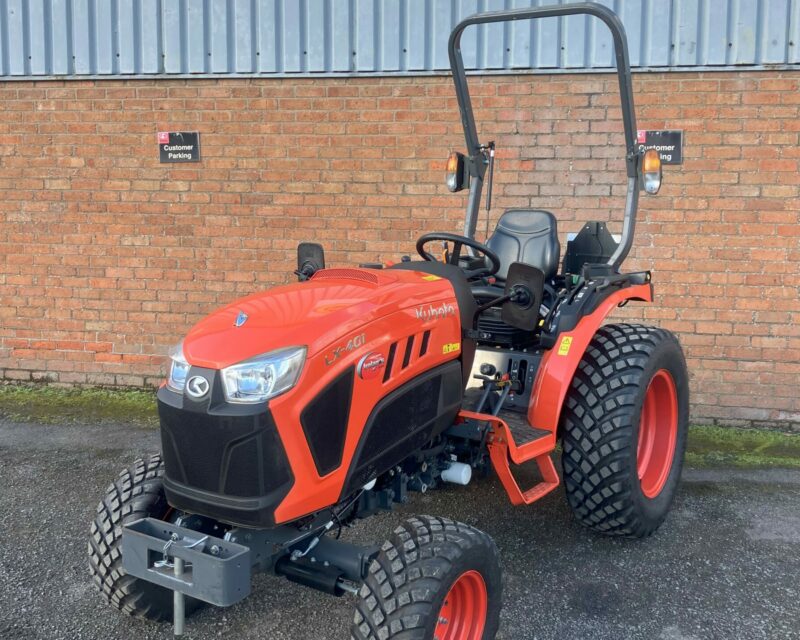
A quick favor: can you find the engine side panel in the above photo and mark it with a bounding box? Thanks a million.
[270,294,464,524]
[339,360,463,498]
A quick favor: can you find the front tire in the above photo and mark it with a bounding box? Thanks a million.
[561,324,689,537]
[351,515,502,640]
[88,454,202,621]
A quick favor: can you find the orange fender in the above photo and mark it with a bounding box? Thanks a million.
[527,282,653,433]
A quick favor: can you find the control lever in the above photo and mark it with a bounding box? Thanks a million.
[472,370,521,415]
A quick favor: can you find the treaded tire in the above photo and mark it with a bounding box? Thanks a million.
[351,515,502,640]
[88,454,202,621]
[561,324,689,538]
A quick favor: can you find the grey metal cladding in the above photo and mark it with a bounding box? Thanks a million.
[0,0,798,78]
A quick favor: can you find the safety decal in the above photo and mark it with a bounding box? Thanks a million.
[557,336,573,356]
[421,274,442,281]
[442,342,460,355]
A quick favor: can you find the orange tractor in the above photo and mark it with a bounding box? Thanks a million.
[89,4,687,639]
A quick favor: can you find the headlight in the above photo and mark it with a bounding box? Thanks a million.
[166,341,190,393]
[221,346,306,404]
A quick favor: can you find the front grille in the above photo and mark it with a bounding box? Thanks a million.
[159,401,292,499]
[301,367,354,476]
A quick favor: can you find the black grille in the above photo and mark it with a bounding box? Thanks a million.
[300,367,354,476]
[476,307,536,348]
[159,401,291,498]
[157,377,294,528]
[341,361,462,497]
[359,375,440,462]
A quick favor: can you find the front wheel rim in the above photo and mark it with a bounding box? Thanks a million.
[637,369,679,499]
[434,570,488,640]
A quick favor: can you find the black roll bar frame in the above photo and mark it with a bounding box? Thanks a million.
[448,3,642,270]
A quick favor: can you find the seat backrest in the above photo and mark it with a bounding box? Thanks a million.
[485,209,560,280]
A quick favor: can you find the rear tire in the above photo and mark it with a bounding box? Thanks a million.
[351,515,502,640]
[561,324,689,538]
[88,454,202,621]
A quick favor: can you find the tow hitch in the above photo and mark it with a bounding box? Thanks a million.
[122,517,377,636]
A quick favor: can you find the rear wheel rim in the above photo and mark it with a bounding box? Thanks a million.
[637,369,679,499]
[434,570,488,640]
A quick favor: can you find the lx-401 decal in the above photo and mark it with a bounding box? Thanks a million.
[325,333,366,366]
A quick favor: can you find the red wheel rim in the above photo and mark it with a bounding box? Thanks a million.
[434,570,488,640]
[637,369,679,499]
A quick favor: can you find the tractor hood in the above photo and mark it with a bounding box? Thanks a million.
[182,268,458,370]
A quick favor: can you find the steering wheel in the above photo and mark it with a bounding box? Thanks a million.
[416,232,501,280]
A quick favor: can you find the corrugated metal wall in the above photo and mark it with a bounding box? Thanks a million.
[0,0,797,78]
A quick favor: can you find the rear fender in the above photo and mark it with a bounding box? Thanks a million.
[527,283,653,434]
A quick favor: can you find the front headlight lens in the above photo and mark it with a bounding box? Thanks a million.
[166,341,190,393]
[221,346,306,404]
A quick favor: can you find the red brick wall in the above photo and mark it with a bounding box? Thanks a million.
[0,71,798,428]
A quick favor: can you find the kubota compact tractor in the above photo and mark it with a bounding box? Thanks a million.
[88,4,688,639]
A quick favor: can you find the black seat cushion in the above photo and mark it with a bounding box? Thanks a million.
[485,209,560,280]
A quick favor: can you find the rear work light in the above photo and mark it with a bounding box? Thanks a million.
[642,149,662,195]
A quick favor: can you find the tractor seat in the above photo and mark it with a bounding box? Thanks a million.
[485,209,560,280]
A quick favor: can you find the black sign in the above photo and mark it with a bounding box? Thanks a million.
[158,131,200,163]
[637,130,682,165]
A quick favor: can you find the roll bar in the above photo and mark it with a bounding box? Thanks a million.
[448,3,641,271]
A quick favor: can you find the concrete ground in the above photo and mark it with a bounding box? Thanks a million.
[0,419,798,640]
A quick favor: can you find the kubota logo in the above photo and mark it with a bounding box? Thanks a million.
[186,376,210,398]
[415,303,455,322]
[357,352,386,380]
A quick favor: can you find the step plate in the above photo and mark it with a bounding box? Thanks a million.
[461,390,549,447]
[502,410,550,446]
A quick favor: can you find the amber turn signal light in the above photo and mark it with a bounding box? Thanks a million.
[445,151,466,192]
[642,149,662,195]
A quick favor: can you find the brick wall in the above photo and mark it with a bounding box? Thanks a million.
[0,71,798,429]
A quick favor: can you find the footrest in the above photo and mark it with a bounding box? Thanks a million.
[122,518,251,606]
[506,418,550,447]
[488,448,560,506]
[457,410,560,506]
[458,409,555,463]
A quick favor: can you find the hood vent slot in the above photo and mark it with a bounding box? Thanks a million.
[312,269,380,285]
[383,342,398,383]
[419,330,431,357]
[401,336,415,369]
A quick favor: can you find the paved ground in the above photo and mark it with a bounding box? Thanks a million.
[1,419,798,640]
